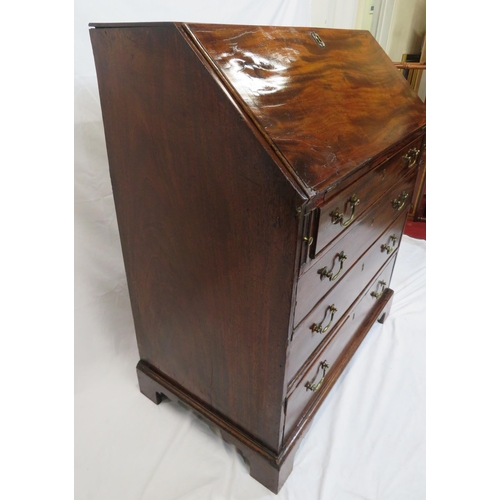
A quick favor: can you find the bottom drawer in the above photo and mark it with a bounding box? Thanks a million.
[283,254,397,441]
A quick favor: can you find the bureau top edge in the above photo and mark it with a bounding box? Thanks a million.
[89,22,172,28]
[89,22,426,202]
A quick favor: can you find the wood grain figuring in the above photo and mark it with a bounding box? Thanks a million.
[136,360,295,493]
[90,24,304,453]
[287,210,408,387]
[315,135,423,254]
[186,24,426,193]
[294,168,417,326]
[284,256,396,440]
[281,286,395,457]
[90,22,426,494]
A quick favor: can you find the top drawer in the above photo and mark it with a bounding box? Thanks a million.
[315,136,423,254]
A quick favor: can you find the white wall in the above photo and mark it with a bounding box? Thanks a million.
[77,1,399,77]
[355,0,375,30]
[311,0,359,29]
[385,0,425,61]
[353,0,426,101]
[75,0,312,77]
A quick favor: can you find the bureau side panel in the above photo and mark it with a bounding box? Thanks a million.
[90,24,303,453]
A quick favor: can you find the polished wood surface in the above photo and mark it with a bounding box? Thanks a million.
[136,360,293,492]
[315,136,423,253]
[185,24,426,194]
[91,23,304,453]
[90,22,426,494]
[294,168,417,326]
[287,211,407,386]
[284,257,397,440]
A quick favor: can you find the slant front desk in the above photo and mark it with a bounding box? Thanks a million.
[90,22,426,493]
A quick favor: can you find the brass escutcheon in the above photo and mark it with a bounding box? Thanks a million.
[310,31,326,48]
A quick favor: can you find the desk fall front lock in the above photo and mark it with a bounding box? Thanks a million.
[90,22,426,493]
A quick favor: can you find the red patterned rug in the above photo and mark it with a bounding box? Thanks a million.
[404,221,426,240]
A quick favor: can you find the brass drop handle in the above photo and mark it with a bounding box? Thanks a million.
[392,191,409,211]
[305,361,329,392]
[371,280,387,299]
[381,234,397,254]
[331,194,360,227]
[403,148,420,168]
[311,304,338,334]
[318,251,347,281]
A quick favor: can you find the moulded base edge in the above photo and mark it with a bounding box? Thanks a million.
[135,287,394,494]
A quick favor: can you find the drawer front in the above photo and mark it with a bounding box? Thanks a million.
[294,168,417,327]
[287,210,407,387]
[283,256,396,440]
[315,136,422,254]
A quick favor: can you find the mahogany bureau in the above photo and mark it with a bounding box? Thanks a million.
[90,22,426,493]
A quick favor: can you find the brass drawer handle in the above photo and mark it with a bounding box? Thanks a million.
[331,194,360,227]
[381,234,397,254]
[391,191,409,211]
[371,280,387,299]
[318,251,347,281]
[311,304,338,334]
[305,360,329,392]
[403,148,420,168]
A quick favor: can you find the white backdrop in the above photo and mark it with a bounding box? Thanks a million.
[75,0,312,77]
[74,2,425,499]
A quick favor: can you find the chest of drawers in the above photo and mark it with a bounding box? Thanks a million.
[90,22,426,494]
